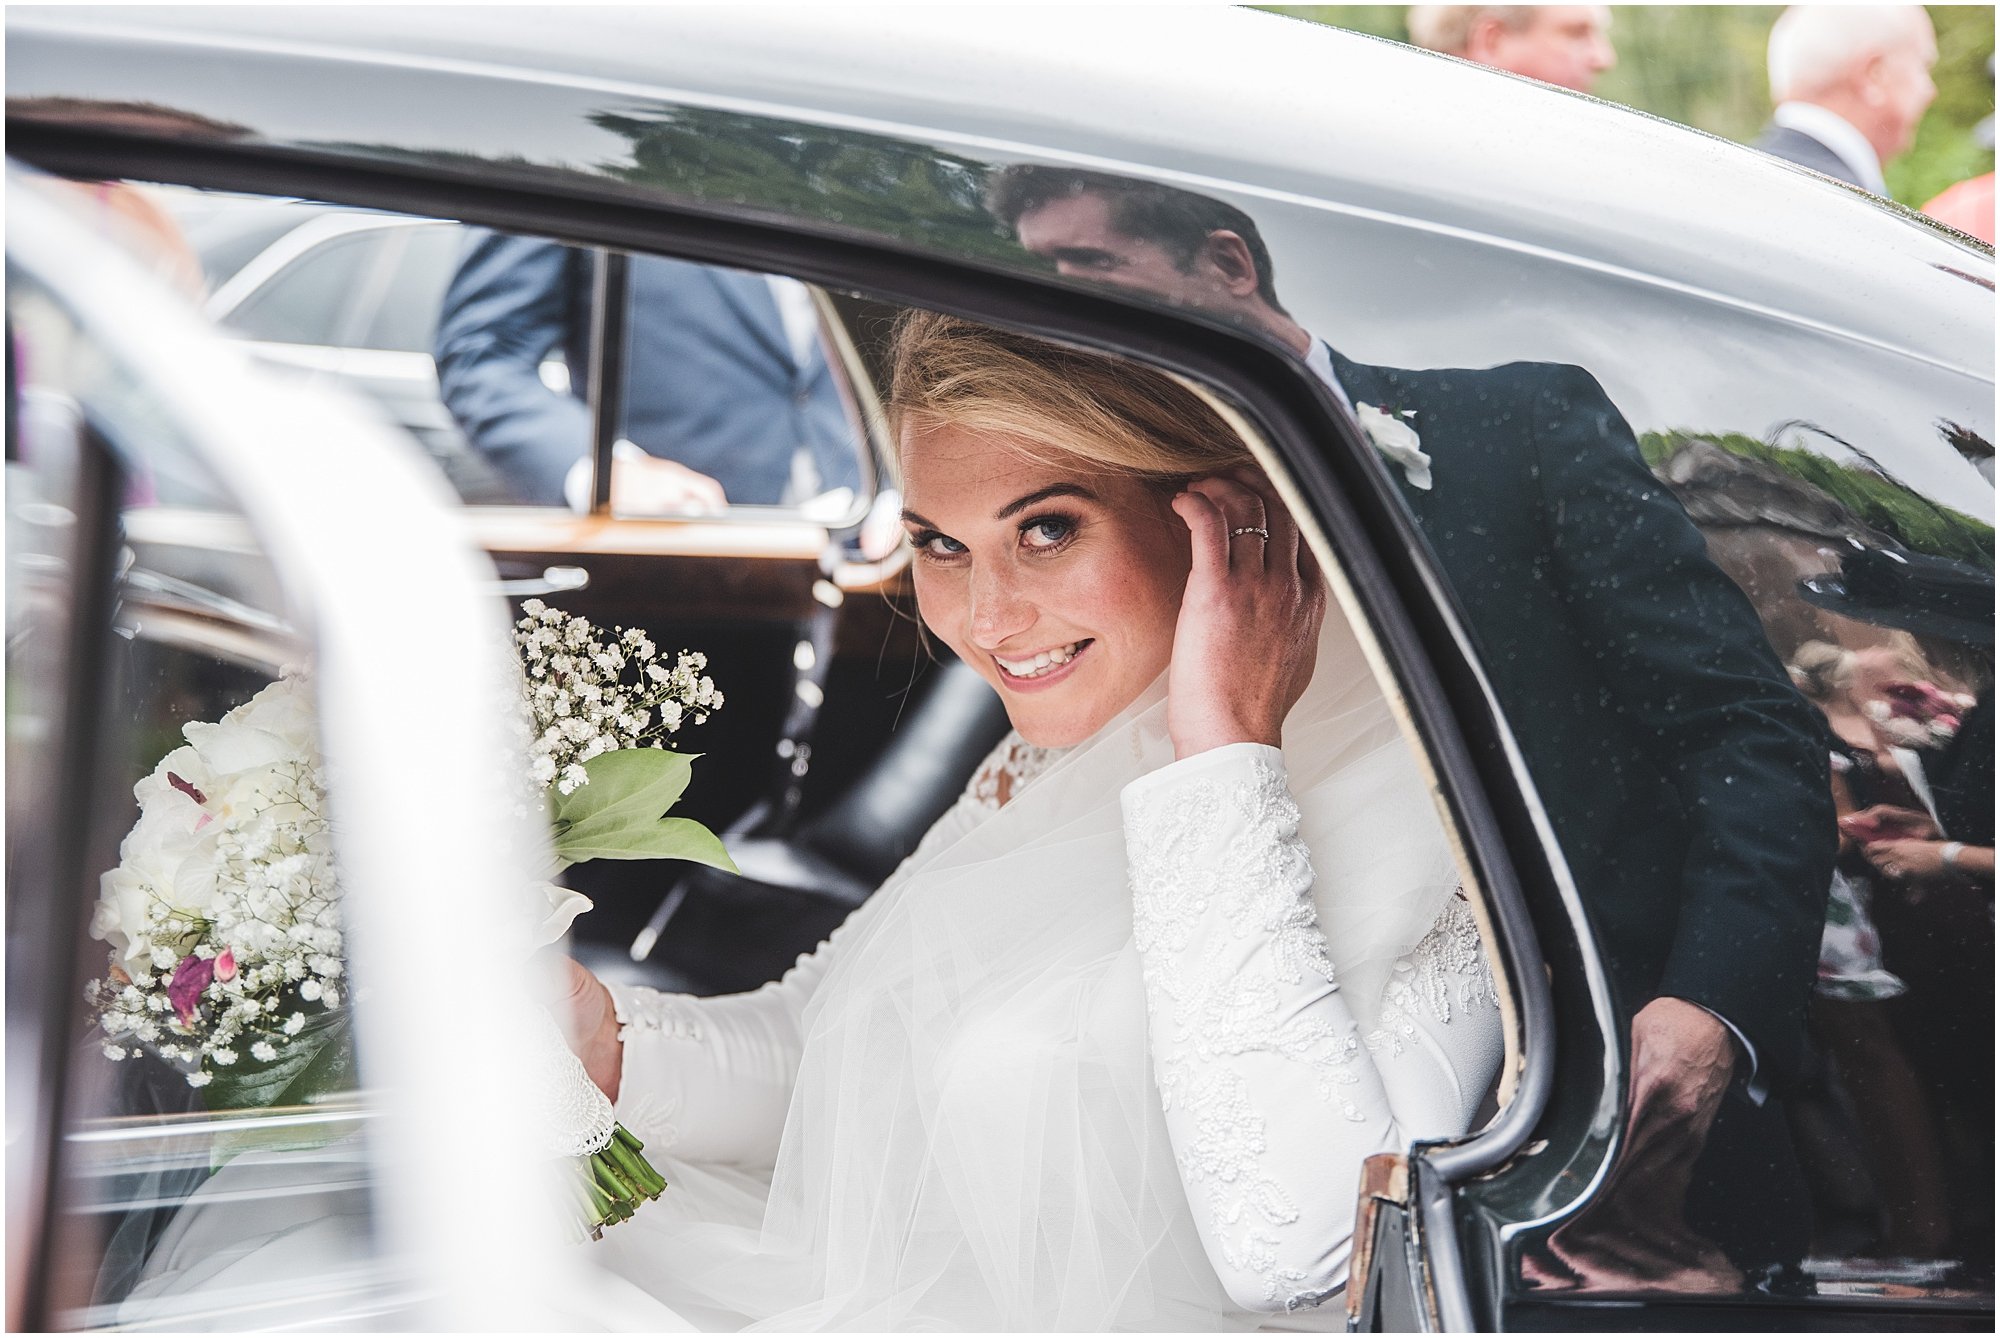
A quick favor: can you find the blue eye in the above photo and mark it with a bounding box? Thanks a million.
[1023,514,1076,549]
[910,529,966,561]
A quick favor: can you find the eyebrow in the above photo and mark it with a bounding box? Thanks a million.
[901,482,1102,531]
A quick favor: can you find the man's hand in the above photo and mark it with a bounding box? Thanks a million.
[610,452,728,516]
[1624,996,1737,1167]
[1522,997,1742,1293]
[557,956,623,1102]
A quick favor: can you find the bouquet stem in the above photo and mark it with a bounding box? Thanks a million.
[572,1123,668,1241]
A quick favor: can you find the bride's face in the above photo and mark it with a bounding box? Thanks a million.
[900,423,1191,748]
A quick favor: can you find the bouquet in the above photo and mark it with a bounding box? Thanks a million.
[87,600,736,1238]
[1862,677,1973,751]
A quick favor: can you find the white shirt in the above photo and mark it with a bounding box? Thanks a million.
[1772,101,1887,196]
[1303,334,1355,413]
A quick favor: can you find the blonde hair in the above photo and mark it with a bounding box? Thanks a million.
[884,309,1251,488]
[1788,639,1856,702]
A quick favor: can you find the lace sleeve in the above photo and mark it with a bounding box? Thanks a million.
[1122,742,1502,1313]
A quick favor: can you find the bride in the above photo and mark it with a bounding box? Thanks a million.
[560,311,1503,1330]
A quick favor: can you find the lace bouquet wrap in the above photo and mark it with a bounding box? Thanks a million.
[88,602,736,1240]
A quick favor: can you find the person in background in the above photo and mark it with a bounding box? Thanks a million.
[1922,172,1995,245]
[1787,640,1951,1260]
[433,234,861,515]
[1754,5,1938,196]
[1405,5,1615,93]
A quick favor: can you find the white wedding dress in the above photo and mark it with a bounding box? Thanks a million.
[591,615,1504,1331]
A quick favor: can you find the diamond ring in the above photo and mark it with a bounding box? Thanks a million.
[1230,526,1271,541]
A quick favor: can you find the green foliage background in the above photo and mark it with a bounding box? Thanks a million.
[1263,6,1994,207]
[1638,430,1996,566]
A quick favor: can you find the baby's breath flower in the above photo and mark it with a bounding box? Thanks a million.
[250,1040,278,1062]
[513,605,724,797]
[186,1070,212,1089]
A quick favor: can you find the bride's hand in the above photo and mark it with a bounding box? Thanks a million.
[557,955,623,1102]
[1167,468,1326,760]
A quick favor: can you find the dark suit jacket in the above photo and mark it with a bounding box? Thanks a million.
[433,232,860,506]
[1333,351,1836,1087]
[1753,122,1867,189]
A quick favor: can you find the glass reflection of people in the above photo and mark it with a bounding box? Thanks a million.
[1406,5,1616,93]
[1753,6,1938,196]
[988,165,1836,1289]
[551,316,1504,1325]
[1786,641,1951,1259]
[1800,546,1995,1270]
[433,234,861,513]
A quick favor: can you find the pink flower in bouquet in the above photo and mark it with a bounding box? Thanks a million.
[167,954,216,1026]
[1864,679,1963,749]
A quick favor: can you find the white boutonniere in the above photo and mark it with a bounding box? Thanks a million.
[1356,403,1431,491]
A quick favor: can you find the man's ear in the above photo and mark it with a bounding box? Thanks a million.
[1203,231,1262,298]
[1855,49,1892,106]
[1463,14,1510,65]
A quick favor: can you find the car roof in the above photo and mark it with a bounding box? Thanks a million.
[7,5,1991,380]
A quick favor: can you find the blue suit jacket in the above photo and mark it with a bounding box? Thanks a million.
[1752,123,1867,189]
[434,232,860,506]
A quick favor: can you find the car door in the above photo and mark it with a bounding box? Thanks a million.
[7,169,583,1331]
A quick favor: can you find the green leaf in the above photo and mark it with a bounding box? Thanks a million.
[201,1010,352,1114]
[550,749,737,872]
[199,1010,355,1168]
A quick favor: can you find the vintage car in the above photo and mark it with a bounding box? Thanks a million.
[7,6,1993,1331]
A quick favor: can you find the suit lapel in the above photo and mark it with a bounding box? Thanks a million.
[1326,345,1435,509]
[1328,345,1390,415]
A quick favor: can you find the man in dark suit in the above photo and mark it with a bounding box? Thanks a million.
[434,232,860,510]
[1752,5,1937,194]
[988,165,1837,1285]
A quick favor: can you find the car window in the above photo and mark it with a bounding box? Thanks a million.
[224,228,382,348]
[7,262,407,1329]
[971,165,1993,1310]
[356,224,457,353]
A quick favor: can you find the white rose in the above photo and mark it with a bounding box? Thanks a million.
[183,721,299,782]
[1356,403,1432,491]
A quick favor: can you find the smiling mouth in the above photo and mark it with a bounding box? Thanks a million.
[994,639,1092,681]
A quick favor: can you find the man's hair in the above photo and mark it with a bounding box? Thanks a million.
[984,165,1287,313]
[1405,6,1538,56]
[1767,5,1928,101]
